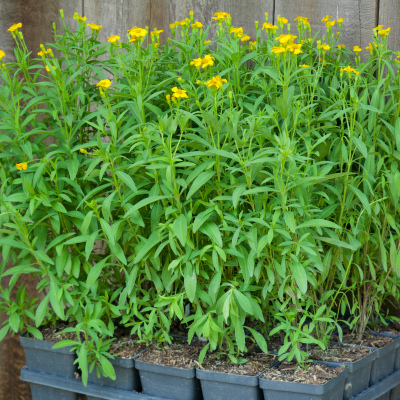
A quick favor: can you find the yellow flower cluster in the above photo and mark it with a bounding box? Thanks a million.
[97,79,112,89]
[191,21,203,29]
[87,23,102,31]
[107,35,120,43]
[167,87,189,102]
[190,54,215,69]
[277,17,288,24]
[262,22,278,32]
[8,23,22,33]
[16,162,28,171]
[37,47,51,57]
[212,12,231,21]
[294,16,310,27]
[271,34,302,55]
[341,65,359,75]
[353,46,362,54]
[0,50,5,60]
[230,27,244,37]
[205,76,227,89]
[128,27,148,42]
[73,12,87,22]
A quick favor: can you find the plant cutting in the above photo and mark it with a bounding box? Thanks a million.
[1,8,400,400]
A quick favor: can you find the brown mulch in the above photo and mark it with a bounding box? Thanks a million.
[267,335,285,352]
[137,338,205,369]
[261,361,345,385]
[309,343,372,363]
[199,352,278,376]
[332,332,394,348]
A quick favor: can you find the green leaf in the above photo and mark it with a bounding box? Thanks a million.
[0,325,9,342]
[9,313,20,333]
[284,211,296,233]
[174,214,187,247]
[124,196,169,218]
[52,201,67,213]
[85,231,98,260]
[68,159,80,180]
[349,184,371,215]
[352,136,368,158]
[100,219,116,246]
[317,237,356,251]
[134,231,161,263]
[115,170,137,193]
[35,294,50,327]
[290,262,308,294]
[184,263,197,302]
[200,222,223,247]
[297,219,341,231]
[86,257,108,288]
[186,171,215,200]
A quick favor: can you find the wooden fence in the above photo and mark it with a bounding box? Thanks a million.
[0,0,399,399]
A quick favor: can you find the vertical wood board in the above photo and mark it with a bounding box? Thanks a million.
[274,0,378,51]
[379,0,400,52]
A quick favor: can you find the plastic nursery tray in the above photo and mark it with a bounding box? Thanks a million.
[20,365,400,400]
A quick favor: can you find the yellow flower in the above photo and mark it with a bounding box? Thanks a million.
[396,51,400,58]
[262,22,278,31]
[341,65,359,75]
[212,12,231,21]
[299,64,309,68]
[353,45,362,54]
[45,66,56,72]
[150,29,163,36]
[166,94,171,101]
[278,17,288,24]
[176,20,187,27]
[366,43,373,51]
[170,23,176,29]
[294,16,308,22]
[205,76,227,89]
[8,23,22,32]
[320,43,330,51]
[16,162,28,171]
[37,48,51,57]
[87,23,102,30]
[230,27,244,37]
[374,25,384,31]
[171,87,188,98]
[204,40,212,44]
[249,41,257,49]
[191,21,203,28]
[336,18,344,23]
[107,35,120,43]
[287,43,302,54]
[73,12,87,22]
[378,27,390,37]
[201,54,215,69]
[271,46,287,54]
[326,20,336,27]
[196,80,201,84]
[321,15,332,22]
[338,44,346,49]
[128,27,147,42]
[0,50,5,60]
[97,79,112,89]
[241,35,251,42]
[276,34,297,45]
[79,148,87,153]
[190,57,203,68]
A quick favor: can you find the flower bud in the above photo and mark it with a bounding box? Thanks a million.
[255,21,259,29]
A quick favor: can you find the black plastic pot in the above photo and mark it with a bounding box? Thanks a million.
[311,343,377,400]
[196,368,262,400]
[259,365,348,400]
[86,350,146,400]
[20,334,78,400]
[135,359,202,400]
[367,331,400,386]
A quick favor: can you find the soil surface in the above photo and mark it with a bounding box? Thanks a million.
[371,323,400,336]
[309,343,372,363]
[39,322,78,343]
[331,332,394,348]
[199,351,278,376]
[137,338,205,369]
[261,361,345,384]
[267,335,285,352]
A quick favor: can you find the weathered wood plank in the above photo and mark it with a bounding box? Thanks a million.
[84,0,151,45]
[0,0,21,61]
[274,0,378,51]
[379,0,400,52]
[20,0,82,55]
[154,0,274,42]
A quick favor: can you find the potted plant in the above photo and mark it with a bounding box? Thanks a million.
[1,9,400,400]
